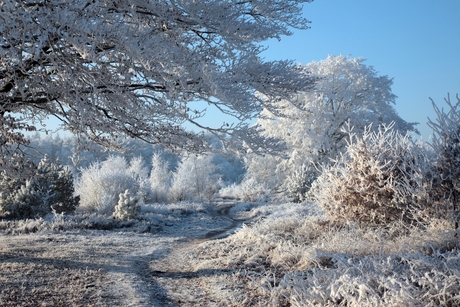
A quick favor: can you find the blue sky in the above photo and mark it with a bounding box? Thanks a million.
[260,0,460,139]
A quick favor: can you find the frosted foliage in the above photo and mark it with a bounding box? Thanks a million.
[0,0,315,172]
[113,189,140,220]
[149,153,171,203]
[245,55,417,197]
[0,180,45,219]
[286,251,460,307]
[76,156,146,214]
[169,154,222,202]
[427,94,460,229]
[311,124,432,225]
[243,153,283,190]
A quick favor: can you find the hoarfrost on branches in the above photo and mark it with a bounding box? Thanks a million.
[0,0,315,174]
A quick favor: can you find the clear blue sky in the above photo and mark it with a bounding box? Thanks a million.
[260,0,460,139]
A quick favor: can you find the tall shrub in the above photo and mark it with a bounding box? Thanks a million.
[149,153,171,203]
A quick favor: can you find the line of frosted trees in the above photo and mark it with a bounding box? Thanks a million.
[1,56,459,228]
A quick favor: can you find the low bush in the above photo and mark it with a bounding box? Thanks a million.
[113,189,140,220]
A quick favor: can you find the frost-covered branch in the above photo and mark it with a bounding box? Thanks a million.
[0,0,314,173]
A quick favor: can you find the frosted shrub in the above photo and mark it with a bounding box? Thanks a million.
[427,94,460,229]
[243,154,284,191]
[0,181,45,219]
[149,153,171,203]
[76,155,146,214]
[113,189,140,220]
[311,123,430,225]
[0,156,79,219]
[169,154,222,202]
[34,155,80,214]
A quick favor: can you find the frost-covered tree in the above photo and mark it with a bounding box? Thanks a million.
[245,55,418,198]
[0,0,314,174]
[169,154,222,202]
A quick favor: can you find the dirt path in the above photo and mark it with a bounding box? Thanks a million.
[144,200,246,306]
[0,200,247,306]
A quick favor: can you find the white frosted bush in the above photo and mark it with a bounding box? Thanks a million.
[243,154,283,191]
[311,123,431,225]
[128,156,149,186]
[284,164,317,203]
[76,156,146,214]
[169,154,222,202]
[113,189,140,220]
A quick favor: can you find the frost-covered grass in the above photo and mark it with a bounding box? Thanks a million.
[187,201,460,306]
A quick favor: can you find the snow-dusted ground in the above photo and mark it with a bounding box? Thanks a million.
[1,200,460,306]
